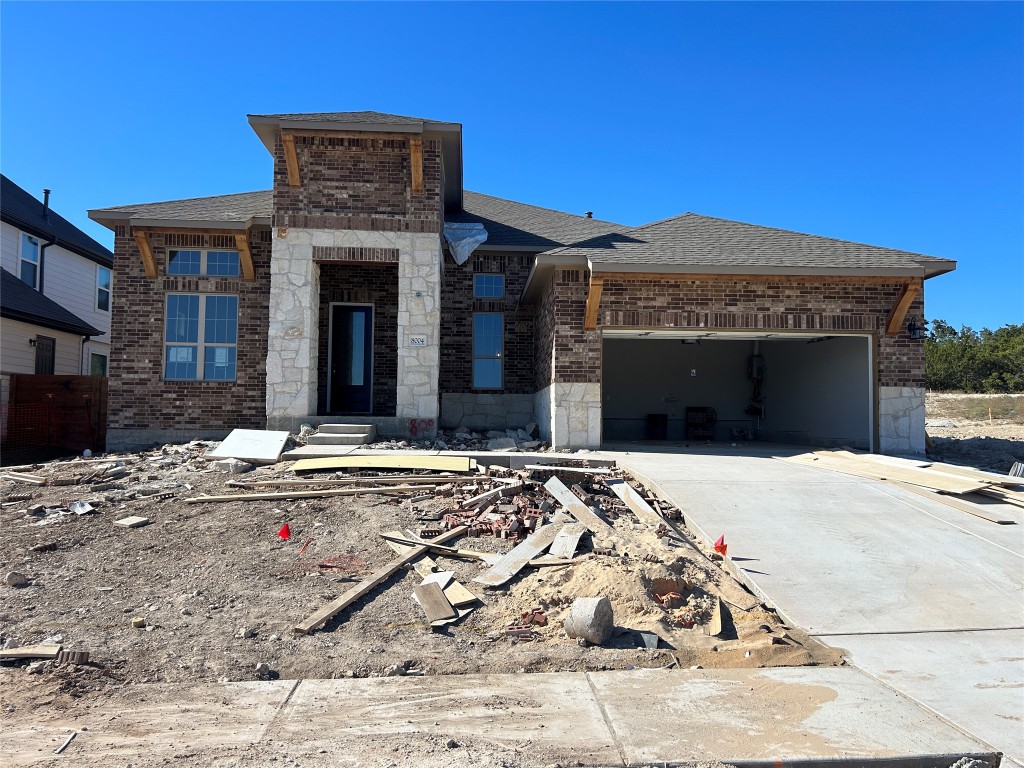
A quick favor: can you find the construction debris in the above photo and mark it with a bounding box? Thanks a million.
[564,596,614,646]
[205,428,290,465]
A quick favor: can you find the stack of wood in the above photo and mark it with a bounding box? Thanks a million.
[786,449,1024,524]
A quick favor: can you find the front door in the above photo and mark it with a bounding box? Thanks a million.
[329,305,373,414]
[34,336,55,375]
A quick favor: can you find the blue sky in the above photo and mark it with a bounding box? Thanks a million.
[2,1,1021,330]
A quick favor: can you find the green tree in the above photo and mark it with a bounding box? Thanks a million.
[925,321,1024,392]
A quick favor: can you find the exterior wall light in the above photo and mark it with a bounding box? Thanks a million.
[907,317,926,340]
[29,338,37,347]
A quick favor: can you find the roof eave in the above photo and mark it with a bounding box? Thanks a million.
[0,307,103,338]
[1,211,113,267]
[519,253,590,305]
[87,211,271,231]
[586,261,932,279]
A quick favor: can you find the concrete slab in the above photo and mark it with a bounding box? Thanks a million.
[831,629,1024,766]
[589,666,992,764]
[207,428,290,464]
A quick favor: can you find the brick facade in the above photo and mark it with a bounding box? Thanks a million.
[108,227,271,431]
[316,262,399,416]
[439,251,535,395]
[272,134,443,233]
[537,270,925,388]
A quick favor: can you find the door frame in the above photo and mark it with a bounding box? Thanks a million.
[326,302,374,415]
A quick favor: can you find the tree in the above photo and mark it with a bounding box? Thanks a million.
[925,321,1024,392]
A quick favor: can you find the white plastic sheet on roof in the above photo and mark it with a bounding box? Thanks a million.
[443,222,488,265]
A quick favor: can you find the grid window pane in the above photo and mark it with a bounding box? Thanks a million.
[165,346,198,380]
[204,346,237,381]
[97,267,111,311]
[473,359,502,389]
[21,234,39,263]
[165,295,199,342]
[204,295,238,343]
[473,313,503,357]
[20,260,38,287]
[168,250,201,275]
[473,274,504,298]
[206,251,240,277]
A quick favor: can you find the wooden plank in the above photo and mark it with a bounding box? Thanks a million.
[460,482,524,509]
[419,571,454,590]
[443,580,479,608]
[294,526,467,634]
[704,596,723,637]
[133,230,157,279]
[524,465,613,475]
[409,136,423,194]
[584,275,604,331]
[790,453,987,495]
[977,487,1024,509]
[413,582,456,622]
[228,475,460,487]
[845,452,1024,488]
[606,479,665,528]
[382,530,439,577]
[549,523,587,559]
[893,483,1017,525]
[885,280,920,336]
[282,133,301,187]
[378,532,491,562]
[0,644,61,660]
[543,477,614,535]
[234,233,255,280]
[473,521,566,587]
[2,472,46,485]
[291,455,474,473]
[186,484,436,503]
[113,516,150,528]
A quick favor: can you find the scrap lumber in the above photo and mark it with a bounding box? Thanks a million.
[0,644,62,660]
[788,453,987,495]
[829,451,1024,488]
[543,477,614,535]
[893,483,1017,525]
[185,484,436,503]
[548,523,587,559]
[413,582,457,623]
[383,531,440,577]
[291,455,475,473]
[473,521,567,587]
[704,596,723,637]
[378,532,491,561]
[2,472,47,485]
[294,526,467,634]
[524,465,613,475]
[227,475,460,488]
[976,486,1024,509]
[606,479,666,529]
[443,580,480,608]
[460,482,525,509]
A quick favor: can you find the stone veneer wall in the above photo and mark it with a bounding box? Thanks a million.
[317,262,399,416]
[439,393,535,430]
[266,228,442,434]
[106,227,272,450]
[534,269,927,450]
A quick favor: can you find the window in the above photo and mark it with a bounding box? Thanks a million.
[96,266,111,312]
[473,312,503,389]
[164,294,238,381]
[90,353,108,377]
[20,233,40,288]
[167,249,240,277]
[473,273,504,298]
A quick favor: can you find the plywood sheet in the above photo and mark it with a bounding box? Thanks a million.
[291,455,474,473]
[413,582,456,622]
[543,477,613,535]
[207,429,290,465]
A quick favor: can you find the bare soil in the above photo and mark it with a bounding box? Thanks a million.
[0,445,839,730]
[926,392,1024,472]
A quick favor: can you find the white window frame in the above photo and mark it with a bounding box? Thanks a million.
[19,232,41,289]
[472,311,504,390]
[96,265,112,313]
[473,273,505,299]
[166,249,240,277]
[163,292,239,382]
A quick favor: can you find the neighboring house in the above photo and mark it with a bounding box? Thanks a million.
[87,111,954,454]
[1,175,113,376]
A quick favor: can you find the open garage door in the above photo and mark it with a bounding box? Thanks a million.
[602,330,873,449]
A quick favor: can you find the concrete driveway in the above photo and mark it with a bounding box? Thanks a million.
[610,442,1024,766]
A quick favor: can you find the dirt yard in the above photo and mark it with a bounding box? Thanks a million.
[926,392,1024,472]
[0,446,840,730]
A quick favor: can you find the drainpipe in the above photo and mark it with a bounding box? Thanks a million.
[38,189,55,293]
[81,335,89,375]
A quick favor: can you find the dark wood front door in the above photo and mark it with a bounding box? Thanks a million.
[34,336,55,375]
[329,305,373,414]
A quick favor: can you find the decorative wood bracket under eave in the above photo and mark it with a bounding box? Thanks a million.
[235,233,256,280]
[584,275,604,331]
[133,230,157,279]
[885,279,922,336]
[282,133,301,187]
[409,137,423,194]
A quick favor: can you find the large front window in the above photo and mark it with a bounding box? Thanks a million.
[164,294,238,381]
[473,312,503,389]
[20,233,40,288]
[167,249,240,277]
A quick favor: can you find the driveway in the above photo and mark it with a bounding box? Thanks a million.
[609,443,1024,766]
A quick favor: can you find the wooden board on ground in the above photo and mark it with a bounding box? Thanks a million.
[431,605,476,627]
[473,521,566,587]
[294,526,467,634]
[548,523,587,559]
[543,477,614,535]
[206,429,290,464]
[704,596,723,637]
[894,483,1018,525]
[606,479,665,529]
[976,487,1024,509]
[379,532,490,561]
[418,571,454,590]
[113,516,150,528]
[186,484,436,503]
[413,582,456,623]
[0,644,61,660]
[228,475,461,488]
[382,531,440,577]
[291,455,475,473]
[825,450,1023,489]
[443,580,479,608]
[788,453,987,495]
[524,465,613,475]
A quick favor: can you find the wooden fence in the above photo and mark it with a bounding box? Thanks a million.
[1,374,107,463]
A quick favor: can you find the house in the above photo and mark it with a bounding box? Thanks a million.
[1,175,113,377]
[87,111,954,454]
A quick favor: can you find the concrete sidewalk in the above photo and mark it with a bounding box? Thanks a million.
[0,667,997,767]
[612,443,1024,767]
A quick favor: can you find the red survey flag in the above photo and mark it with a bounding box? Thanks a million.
[277,522,291,540]
[713,535,727,557]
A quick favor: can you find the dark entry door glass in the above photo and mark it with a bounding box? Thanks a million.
[34,336,55,375]
[330,305,373,414]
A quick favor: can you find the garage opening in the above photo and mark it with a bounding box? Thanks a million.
[602,331,872,449]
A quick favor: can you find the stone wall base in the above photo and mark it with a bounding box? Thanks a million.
[535,382,602,449]
[107,428,234,452]
[439,393,534,430]
[878,385,925,454]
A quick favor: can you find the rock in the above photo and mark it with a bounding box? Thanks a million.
[445,739,459,749]
[433,439,448,450]
[525,422,538,437]
[210,458,252,474]
[516,429,533,441]
[5,571,29,587]
[383,664,405,677]
[486,437,517,451]
[563,596,614,646]
[131,617,147,628]
[519,440,541,450]
[254,662,272,679]
[237,627,257,639]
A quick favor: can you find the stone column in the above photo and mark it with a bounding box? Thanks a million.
[878,385,926,454]
[547,382,602,449]
[396,233,442,427]
[265,230,319,428]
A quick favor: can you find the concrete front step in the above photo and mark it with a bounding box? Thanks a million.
[317,424,377,437]
[307,433,373,446]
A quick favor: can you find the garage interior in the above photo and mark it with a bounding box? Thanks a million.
[602,331,873,449]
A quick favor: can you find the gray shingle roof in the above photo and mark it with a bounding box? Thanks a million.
[451,191,630,248]
[544,212,953,274]
[0,268,102,337]
[248,111,456,127]
[90,190,272,224]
